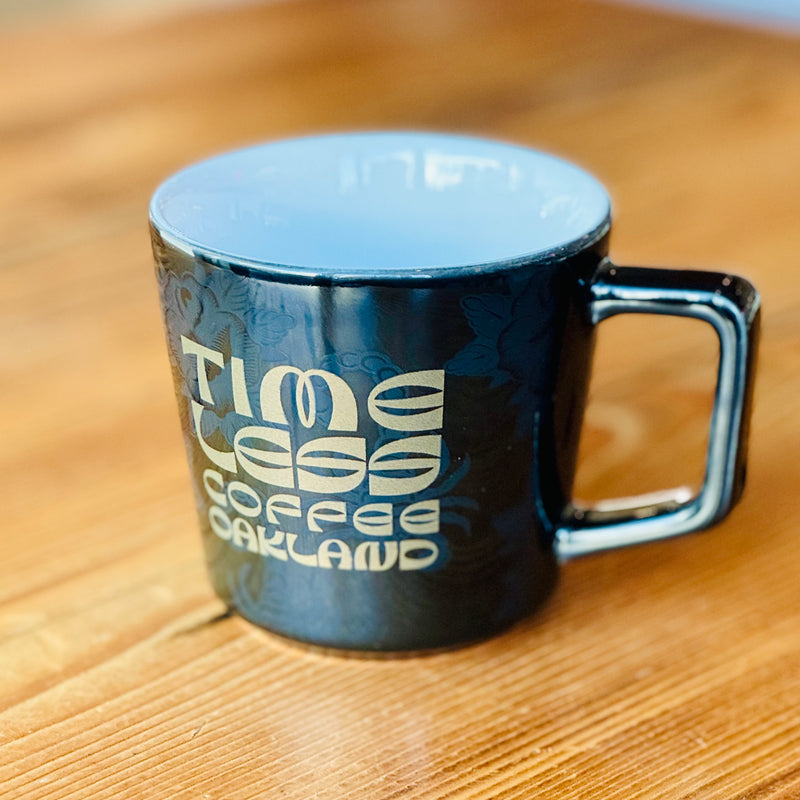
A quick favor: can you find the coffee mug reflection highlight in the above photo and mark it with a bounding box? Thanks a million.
[150,132,759,652]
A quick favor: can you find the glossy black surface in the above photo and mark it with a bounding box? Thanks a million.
[153,229,607,651]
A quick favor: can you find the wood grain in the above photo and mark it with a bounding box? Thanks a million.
[2,1,799,797]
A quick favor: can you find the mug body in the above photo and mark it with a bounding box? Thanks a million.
[151,132,612,651]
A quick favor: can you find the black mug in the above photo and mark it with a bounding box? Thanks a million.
[151,132,759,652]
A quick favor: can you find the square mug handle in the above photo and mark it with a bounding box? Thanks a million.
[555,261,760,558]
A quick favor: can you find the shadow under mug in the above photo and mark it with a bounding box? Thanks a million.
[150,132,759,653]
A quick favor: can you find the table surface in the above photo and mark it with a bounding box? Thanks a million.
[2,1,799,797]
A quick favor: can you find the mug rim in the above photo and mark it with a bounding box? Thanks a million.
[149,131,612,285]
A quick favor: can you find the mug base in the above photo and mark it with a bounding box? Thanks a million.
[222,561,559,657]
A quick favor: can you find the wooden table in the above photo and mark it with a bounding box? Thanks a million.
[2,1,799,796]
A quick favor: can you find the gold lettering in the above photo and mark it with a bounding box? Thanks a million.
[286,533,318,566]
[233,425,294,488]
[368,370,444,431]
[398,539,439,570]
[202,468,227,507]
[354,541,399,571]
[226,481,262,518]
[191,400,236,472]
[307,500,347,532]
[256,526,288,560]
[259,367,358,431]
[296,436,367,494]
[368,435,442,496]
[208,505,232,541]
[352,503,393,536]
[232,518,259,553]
[181,336,224,405]
[399,499,440,535]
[317,539,353,570]
[266,493,301,525]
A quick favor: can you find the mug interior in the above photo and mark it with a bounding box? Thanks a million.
[150,132,611,275]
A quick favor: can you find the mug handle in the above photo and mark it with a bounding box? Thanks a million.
[554,261,760,558]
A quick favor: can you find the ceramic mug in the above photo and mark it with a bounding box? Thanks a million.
[150,132,759,652]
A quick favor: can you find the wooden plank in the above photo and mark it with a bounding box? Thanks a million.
[1,1,799,797]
